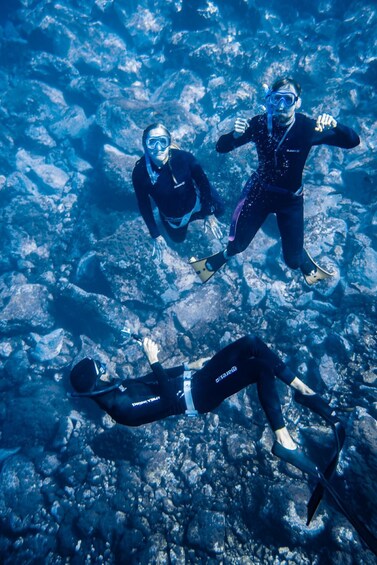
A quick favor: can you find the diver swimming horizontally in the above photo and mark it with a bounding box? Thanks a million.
[132,123,225,261]
[189,76,360,284]
[70,332,337,457]
[69,332,377,556]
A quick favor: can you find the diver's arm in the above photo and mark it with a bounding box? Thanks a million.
[143,338,174,402]
[190,158,213,215]
[132,167,161,239]
[311,115,360,149]
[216,118,253,153]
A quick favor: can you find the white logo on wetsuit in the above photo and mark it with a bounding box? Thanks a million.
[215,366,237,384]
[132,396,160,407]
[286,149,300,153]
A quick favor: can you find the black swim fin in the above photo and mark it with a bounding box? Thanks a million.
[307,421,346,525]
[319,475,377,557]
[301,249,335,285]
[294,391,339,425]
[271,441,321,478]
[189,251,227,283]
[273,433,377,556]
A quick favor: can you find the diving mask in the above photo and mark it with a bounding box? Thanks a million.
[268,91,299,108]
[145,136,170,151]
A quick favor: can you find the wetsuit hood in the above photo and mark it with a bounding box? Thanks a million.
[70,357,121,397]
[70,357,98,393]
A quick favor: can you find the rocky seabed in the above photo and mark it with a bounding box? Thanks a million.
[0,0,376,563]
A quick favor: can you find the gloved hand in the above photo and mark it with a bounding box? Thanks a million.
[204,216,224,240]
[152,236,168,261]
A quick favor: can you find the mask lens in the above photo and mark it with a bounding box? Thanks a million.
[269,92,297,107]
[146,136,170,151]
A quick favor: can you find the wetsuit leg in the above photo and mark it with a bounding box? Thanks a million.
[192,335,291,431]
[276,194,305,270]
[226,178,270,256]
[255,359,286,431]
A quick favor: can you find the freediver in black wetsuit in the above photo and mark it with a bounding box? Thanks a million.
[69,335,377,555]
[190,76,360,284]
[69,334,338,468]
[132,123,224,260]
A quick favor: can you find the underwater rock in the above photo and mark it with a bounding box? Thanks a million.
[98,143,137,199]
[30,328,65,362]
[2,396,59,448]
[4,348,30,386]
[187,509,226,555]
[16,149,70,194]
[0,284,54,335]
[348,246,377,293]
[0,447,21,464]
[0,456,43,529]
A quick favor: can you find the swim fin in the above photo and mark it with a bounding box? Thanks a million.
[294,391,339,425]
[271,441,321,478]
[301,250,335,285]
[319,474,377,556]
[189,251,227,283]
[307,421,345,525]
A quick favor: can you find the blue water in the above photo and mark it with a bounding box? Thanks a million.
[0,1,376,563]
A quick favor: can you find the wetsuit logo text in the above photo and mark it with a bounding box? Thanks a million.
[132,397,160,407]
[215,366,237,384]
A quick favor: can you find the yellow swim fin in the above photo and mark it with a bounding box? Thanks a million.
[303,251,335,285]
[189,251,227,283]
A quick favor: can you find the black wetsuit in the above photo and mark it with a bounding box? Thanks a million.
[216,113,360,269]
[132,148,223,243]
[93,335,295,432]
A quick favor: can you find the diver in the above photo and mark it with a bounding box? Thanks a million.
[132,123,225,260]
[189,76,360,283]
[69,335,377,556]
[69,333,340,474]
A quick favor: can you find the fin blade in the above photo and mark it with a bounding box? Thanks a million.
[307,422,345,525]
[189,251,226,283]
[303,251,335,285]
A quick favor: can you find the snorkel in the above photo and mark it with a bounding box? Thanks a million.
[263,83,274,136]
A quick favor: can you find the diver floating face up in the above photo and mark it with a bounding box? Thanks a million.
[144,125,171,167]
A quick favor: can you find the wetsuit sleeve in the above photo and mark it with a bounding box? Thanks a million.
[310,121,360,149]
[150,362,177,405]
[132,163,161,239]
[216,120,255,153]
[190,157,214,215]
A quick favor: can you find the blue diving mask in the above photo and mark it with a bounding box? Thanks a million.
[268,91,299,108]
[145,136,170,151]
